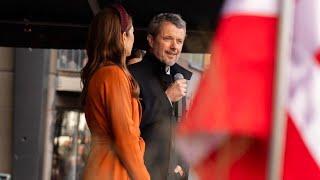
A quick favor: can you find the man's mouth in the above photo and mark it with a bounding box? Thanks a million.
[166,51,177,56]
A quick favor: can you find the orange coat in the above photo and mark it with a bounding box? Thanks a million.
[82,65,150,180]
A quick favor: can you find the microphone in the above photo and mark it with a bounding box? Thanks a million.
[174,73,184,81]
[173,73,186,121]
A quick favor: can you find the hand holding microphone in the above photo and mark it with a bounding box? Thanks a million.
[165,73,187,102]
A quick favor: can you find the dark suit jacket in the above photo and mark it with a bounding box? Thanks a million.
[129,53,192,180]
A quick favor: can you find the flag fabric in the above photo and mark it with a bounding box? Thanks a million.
[284,0,320,179]
[177,0,320,179]
[176,0,278,179]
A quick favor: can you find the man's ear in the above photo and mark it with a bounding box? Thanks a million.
[147,34,154,48]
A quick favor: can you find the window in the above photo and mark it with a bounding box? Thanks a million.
[51,110,91,180]
[57,50,87,72]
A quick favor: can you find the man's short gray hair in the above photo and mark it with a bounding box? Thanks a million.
[148,13,186,36]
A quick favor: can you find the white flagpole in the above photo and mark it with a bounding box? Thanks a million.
[268,0,295,180]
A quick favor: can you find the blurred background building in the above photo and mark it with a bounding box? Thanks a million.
[0,47,210,180]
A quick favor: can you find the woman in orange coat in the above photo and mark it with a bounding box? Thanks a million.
[81,4,150,180]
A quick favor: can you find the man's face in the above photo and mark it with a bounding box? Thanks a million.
[148,21,186,66]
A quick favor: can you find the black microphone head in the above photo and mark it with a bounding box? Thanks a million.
[174,73,184,81]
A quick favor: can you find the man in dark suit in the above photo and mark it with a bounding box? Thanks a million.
[129,13,192,180]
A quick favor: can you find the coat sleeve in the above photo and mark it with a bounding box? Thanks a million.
[103,67,150,180]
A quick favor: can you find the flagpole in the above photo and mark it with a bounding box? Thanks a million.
[268,0,295,180]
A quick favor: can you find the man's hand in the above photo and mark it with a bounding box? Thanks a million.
[174,165,184,177]
[165,79,187,102]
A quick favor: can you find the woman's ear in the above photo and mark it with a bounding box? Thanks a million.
[122,31,128,54]
[122,31,128,43]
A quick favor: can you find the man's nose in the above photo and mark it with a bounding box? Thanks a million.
[170,40,178,49]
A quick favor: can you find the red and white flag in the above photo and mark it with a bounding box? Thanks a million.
[177,0,278,179]
[177,0,320,179]
[284,0,320,179]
